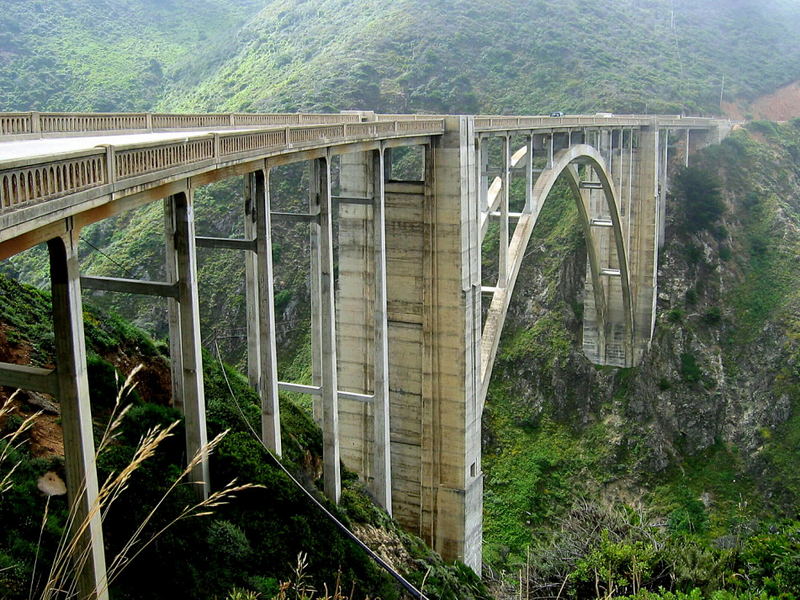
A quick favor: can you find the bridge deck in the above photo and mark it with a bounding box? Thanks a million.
[0,128,263,161]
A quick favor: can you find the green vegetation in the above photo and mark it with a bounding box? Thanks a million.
[161,0,800,116]
[481,123,800,598]
[2,1,800,597]
[673,167,725,234]
[0,273,487,600]
[5,0,800,115]
[0,0,263,111]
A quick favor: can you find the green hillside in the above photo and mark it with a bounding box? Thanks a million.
[481,121,800,598]
[0,0,264,111]
[4,0,800,115]
[160,0,800,115]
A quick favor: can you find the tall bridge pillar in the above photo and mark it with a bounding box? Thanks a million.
[385,117,482,572]
[335,149,392,512]
[629,126,661,361]
[49,230,109,600]
[337,118,483,571]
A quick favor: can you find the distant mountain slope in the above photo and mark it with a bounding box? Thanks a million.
[0,0,264,111]
[4,0,800,116]
[159,0,800,115]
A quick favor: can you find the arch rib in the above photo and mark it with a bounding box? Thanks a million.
[479,144,634,408]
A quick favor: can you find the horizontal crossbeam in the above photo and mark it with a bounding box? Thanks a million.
[600,268,621,276]
[195,236,257,252]
[270,211,319,222]
[579,181,604,189]
[0,362,58,395]
[590,218,614,227]
[488,211,524,219]
[332,195,373,205]
[277,381,373,403]
[80,276,179,298]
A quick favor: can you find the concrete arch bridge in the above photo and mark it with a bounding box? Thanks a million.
[0,111,728,597]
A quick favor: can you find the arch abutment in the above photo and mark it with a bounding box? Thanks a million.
[165,190,210,496]
[310,154,341,503]
[385,116,482,573]
[48,230,110,600]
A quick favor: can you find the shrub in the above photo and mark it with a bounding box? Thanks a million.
[668,309,685,324]
[680,353,702,384]
[674,167,726,234]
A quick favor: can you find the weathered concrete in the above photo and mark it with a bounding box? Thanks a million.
[335,149,393,511]
[253,169,282,454]
[166,191,210,496]
[312,155,342,503]
[49,231,109,600]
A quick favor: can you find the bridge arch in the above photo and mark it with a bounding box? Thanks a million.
[479,143,634,406]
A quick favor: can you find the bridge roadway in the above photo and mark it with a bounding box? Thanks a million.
[0,111,729,599]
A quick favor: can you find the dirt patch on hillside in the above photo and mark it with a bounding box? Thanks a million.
[723,80,800,121]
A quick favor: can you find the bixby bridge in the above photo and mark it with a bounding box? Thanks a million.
[0,111,729,598]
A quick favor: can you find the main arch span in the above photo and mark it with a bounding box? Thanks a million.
[0,111,729,596]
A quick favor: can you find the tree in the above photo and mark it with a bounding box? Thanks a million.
[673,166,725,234]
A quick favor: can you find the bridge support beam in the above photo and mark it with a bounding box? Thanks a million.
[248,169,282,455]
[310,155,341,503]
[335,149,392,511]
[49,230,109,600]
[165,191,210,496]
[629,127,661,361]
[425,116,483,572]
[378,118,482,572]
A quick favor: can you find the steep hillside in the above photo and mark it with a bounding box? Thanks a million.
[2,1,800,597]
[3,0,800,115]
[0,274,488,600]
[723,80,800,121]
[482,122,800,598]
[160,0,800,115]
[0,0,264,111]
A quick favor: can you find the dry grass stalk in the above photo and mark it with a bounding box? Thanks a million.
[0,391,42,495]
[0,364,261,600]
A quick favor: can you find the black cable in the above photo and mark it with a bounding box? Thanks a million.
[80,238,137,280]
[212,341,430,600]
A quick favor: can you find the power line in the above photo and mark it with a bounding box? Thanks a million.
[212,341,430,600]
[80,238,137,280]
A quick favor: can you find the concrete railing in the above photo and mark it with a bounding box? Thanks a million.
[474,114,727,131]
[0,119,445,213]
[0,111,365,138]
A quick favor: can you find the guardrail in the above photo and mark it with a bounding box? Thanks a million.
[473,114,726,131]
[0,111,364,138]
[0,119,445,214]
